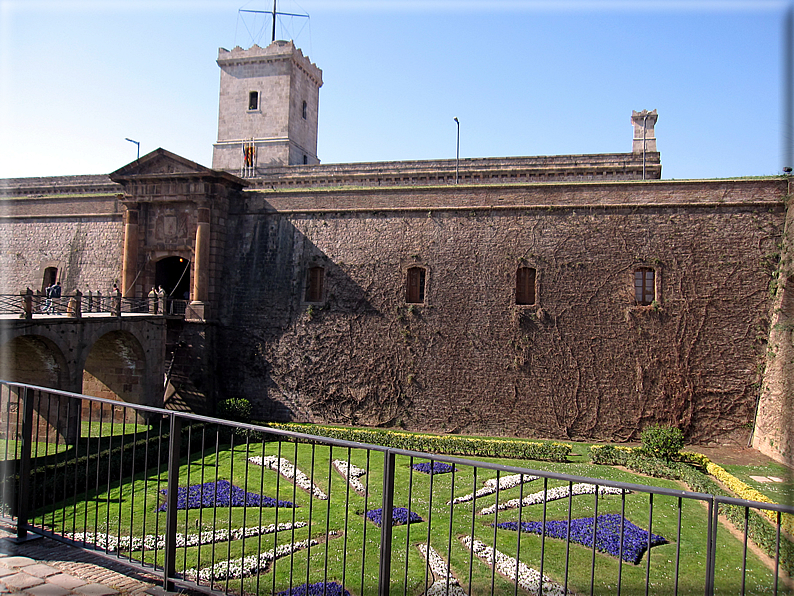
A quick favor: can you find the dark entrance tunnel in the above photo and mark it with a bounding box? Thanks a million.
[155,256,191,301]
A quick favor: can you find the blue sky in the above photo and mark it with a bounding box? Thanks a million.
[0,0,791,180]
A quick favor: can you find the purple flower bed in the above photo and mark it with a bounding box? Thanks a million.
[412,461,457,475]
[276,582,350,596]
[366,507,424,527]
[495,514,667,564]
[157,479,295,512]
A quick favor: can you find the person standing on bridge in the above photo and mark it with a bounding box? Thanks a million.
[50,280,61,314]
[112,283,121,315]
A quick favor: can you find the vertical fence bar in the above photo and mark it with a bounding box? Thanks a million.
[704,497,717,596]
[15,386,33,540]
[378,450,396,596]
[163,413,182,591]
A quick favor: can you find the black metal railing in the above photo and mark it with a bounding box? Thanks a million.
[0,293,188,318]
[0,381,791,596]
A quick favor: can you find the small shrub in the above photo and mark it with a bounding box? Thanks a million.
[217,398,252,422]
[639,425,683,461]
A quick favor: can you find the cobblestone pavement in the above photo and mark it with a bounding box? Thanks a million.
[0,523,190,595]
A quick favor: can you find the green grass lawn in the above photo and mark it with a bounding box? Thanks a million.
[29,434,787,596]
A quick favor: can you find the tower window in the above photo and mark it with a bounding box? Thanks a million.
[302,100,307,119]
[634,267,655,305]
[248,91,259,111]
[406,267,426,304]
[305,266,324,302]
[303,154,308,165]
[515,267,536,305]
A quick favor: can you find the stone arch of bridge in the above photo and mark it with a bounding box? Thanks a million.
[0,334,77,444]
[80,329,150,424]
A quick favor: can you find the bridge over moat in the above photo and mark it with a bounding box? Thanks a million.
[0,314,168,412]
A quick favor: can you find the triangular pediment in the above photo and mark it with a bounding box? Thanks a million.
[110,148,213,181]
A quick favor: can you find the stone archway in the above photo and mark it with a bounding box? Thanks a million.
[0,335,75,443]
[82,330,147,424]
[155,255,191,301]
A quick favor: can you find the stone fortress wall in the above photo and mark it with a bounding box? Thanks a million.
[215,178,788,445]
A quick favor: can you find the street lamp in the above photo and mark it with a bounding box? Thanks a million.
[454,117,460,184]
[125,138,140,160]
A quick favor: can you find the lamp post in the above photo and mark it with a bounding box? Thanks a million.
[454,117,460,184]
[125,138,140,160]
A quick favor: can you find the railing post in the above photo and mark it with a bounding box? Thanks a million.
[163,414,182,591]
[23,288,33,319]
[704,497,717,596]
[378,450,396,596]
[16,387,34,541]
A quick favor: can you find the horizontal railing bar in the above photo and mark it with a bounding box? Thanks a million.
[2,380,793,516]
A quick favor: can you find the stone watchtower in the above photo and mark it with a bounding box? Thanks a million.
[212,40,323,176]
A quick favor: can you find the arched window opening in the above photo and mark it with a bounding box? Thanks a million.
[302,100,307,119]
[406,267,426,304]
[516,267,536,305]
[305,266,324,302]
[634,267,656,305]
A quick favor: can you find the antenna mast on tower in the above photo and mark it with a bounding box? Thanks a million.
[239,1,309,44]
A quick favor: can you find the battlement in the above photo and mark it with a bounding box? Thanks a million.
[243,151,662,189]
[217,40,322,87]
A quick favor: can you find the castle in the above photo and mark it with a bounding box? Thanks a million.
[0,40,790,466]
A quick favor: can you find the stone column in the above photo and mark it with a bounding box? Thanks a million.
[188,207,210,320]
[121,208,139,297]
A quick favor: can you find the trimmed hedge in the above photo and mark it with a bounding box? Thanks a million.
[260,423,572,462]
[589,445,793,577]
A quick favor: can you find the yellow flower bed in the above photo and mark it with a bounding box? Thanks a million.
[703,459,793,535]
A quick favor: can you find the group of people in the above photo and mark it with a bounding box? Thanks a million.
[39,283,177,315]
[148,286,167,314]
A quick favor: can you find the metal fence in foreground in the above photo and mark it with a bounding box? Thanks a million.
[0,381,791,596]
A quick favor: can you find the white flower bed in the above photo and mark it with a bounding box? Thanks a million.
[449,473,539,505]
[480,483,625,515]
[332,459,367,494]
[462,536,571,596]
[186,536,323,582]
[417,544,467,596]
[65,522,306,553]
[249,455,328,499]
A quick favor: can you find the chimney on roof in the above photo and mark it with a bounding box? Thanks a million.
[631,110,658,154]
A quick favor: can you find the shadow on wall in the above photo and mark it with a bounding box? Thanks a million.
[215,215,405,426]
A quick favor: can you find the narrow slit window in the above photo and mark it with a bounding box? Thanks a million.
[302,100,308,119]
[406,267,426,304]
[248,91,259,111]
[515,267,536,305]
[634,268,655,305]
[305,266,324,302]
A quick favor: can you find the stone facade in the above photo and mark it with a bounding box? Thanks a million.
[213,178,788,446]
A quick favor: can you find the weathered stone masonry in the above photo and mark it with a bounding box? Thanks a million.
[215,178,787,444]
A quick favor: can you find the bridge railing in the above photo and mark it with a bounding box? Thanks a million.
[0,293,189,318]
[0,381,791,596]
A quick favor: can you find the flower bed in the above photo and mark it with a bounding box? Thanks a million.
[495,514,667,565]
[450,473,539,505]
[412,461,457,475]
[186,537,320,582]
[249,456,328,499]
[461,535,570,596]
[65,521,306,552]
[366,507,423,527]
[276,582,351,596]
[417,543,467,596]
[480,483,624,515]
[332,459,367,494]
[157,479,294,511]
